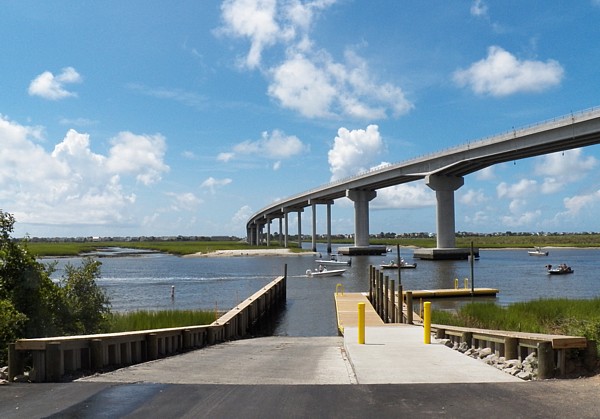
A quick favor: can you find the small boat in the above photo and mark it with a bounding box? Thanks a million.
[314,254,351,266]
[380,259,417,269]
[546,264,574,275]
[306,267,346,277]
[528,247,549,256]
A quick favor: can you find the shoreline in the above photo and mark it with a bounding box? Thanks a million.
[184,248,316,258]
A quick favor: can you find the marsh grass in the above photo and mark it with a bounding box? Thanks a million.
[25,240,300,257]
[432,298,600,345]
[107,309,218,332]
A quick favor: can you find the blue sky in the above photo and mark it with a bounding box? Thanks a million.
[2,0,600,238]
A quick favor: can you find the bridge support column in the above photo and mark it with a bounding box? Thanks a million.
[326,203,332,254]
[279,217,283,246]
[266,219,271,247]
[284,211,289,248]
[297,209,303,249]
[311,203,317,252]
[346,189,377,247]
[425,174,464,248]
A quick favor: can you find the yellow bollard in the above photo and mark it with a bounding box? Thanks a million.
[423,301,431,344]
[454,278,458,289]
[358,302,365,344]
[464,278,469,289]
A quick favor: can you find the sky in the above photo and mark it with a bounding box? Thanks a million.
[2,1,600,239]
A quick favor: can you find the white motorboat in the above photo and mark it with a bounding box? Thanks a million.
[306,268,346,277]
[528,247,549,256]
[314,255,351,266]
[380,259,417,269]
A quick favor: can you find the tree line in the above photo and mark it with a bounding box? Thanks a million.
[0,210,111,365]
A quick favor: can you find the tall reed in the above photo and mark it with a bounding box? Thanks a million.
[107,309,217,332]
[431,298,600,344]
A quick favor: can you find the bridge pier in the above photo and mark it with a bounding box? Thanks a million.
[414,174,475,260]
[339,189,386,255]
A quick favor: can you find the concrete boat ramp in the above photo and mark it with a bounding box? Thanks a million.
[5,293,600,418]
[76,292,517,386]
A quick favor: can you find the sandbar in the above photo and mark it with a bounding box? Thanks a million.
[184,248,314,258]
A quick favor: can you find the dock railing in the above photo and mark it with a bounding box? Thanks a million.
[367,265,596,379]
[8,272,286,382]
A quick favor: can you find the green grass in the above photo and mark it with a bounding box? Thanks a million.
[107,309,218,332]
[431,298,600,344]
[24,240,302,257]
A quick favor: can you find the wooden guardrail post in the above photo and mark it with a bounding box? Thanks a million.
[8,343,24,382]
[384,275,389,323]
[146,333,158,361]
[90,339,103,370]
[397,285,403,323]
[504,337,518,359]
[537,341,555,379]
[406,291,413,324]
[390,279,396,323]
[46,342,62,382]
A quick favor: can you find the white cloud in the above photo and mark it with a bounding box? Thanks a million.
[168,192,203,211]
[328,125,383,181]
[535,148,597,181]
[460,188,487,205]
[475,166,495,180]
[232,204,254,226]
[201,176,233,193]
[496,178,537,199]
[470,0,488,17]
[222,129,308,167]
[501,209,541,227]
[105,131,169,185]
[28,67,82,100]
[217,152,235,162]
[219,0,412,119]
[464,210,489,225]
[372,183,436,210]
[453,46,564,96]
[0,116,168,229]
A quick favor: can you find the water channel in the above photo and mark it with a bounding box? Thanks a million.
[45,244,600,337]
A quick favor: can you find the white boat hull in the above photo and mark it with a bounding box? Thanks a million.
[306,268,346,277]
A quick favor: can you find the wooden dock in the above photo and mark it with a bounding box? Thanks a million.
[334,292,384,333]
[405,288,499,299]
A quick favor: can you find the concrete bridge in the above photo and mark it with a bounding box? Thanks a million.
[246,107,600,259]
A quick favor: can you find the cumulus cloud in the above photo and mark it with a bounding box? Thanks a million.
[460,188,487,205]
[453,46,564,96]
[201,177,233,193]
[221,129,308,167]
[534,148,597,192]
[105,131,169,185]
[218,0,411,119]
[28,67,82,100]
[372,183,436,210]
[496,178,537,199]
[328,125,384,181]
[0,116,169,228]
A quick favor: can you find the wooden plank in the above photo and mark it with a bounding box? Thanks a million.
[405,288,499,299]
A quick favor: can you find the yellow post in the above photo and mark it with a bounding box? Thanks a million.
[358,302,365,344]
[454,278,458,289]
[464,278,469,289]
[423,301,431,344]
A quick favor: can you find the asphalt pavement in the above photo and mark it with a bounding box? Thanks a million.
[2,325,599,417]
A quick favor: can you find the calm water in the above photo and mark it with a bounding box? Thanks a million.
[46,244,600,337]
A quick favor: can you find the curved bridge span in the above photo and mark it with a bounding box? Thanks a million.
[247,107,600,259]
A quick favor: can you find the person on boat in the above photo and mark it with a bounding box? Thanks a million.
[318,264,324,272]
